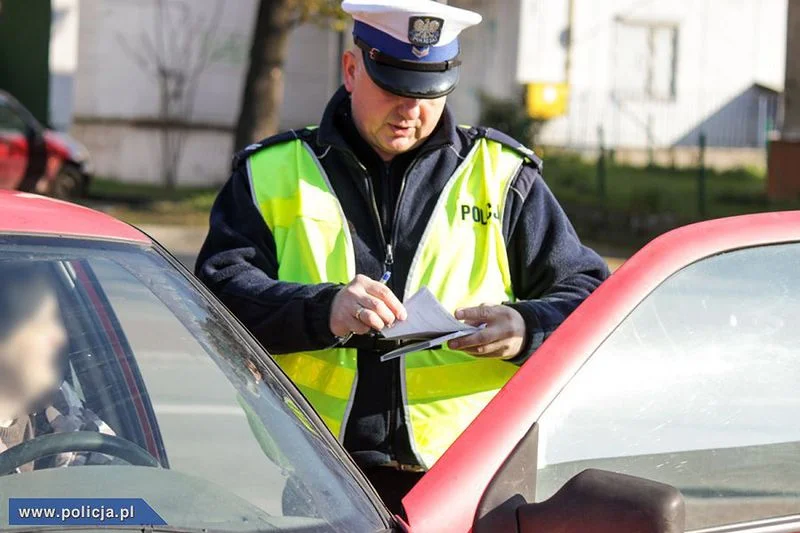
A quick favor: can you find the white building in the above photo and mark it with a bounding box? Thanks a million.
[50,0,81,132]
[58,0,787,185]
[520,0,787,159]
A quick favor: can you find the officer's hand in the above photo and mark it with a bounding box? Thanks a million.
[329,274,408,337]
[447,304,527,360]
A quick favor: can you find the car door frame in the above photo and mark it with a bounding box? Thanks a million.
[403,211,800,533]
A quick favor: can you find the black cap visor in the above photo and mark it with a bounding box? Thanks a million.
[362,54,460,99]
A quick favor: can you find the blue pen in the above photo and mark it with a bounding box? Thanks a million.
[368,272,394,334]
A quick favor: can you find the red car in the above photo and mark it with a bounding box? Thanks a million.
[2,190,800,533]
[0,91,92,198]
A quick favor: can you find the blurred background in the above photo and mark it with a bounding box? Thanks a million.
[1,0,799,265]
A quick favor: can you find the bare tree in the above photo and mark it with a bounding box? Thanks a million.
[117,0,224,189]
[233,0,345,152]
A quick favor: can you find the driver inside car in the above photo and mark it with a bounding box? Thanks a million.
[0,261,114,472]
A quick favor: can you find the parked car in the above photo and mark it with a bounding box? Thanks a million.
[0,91,92,198]
[2,190,800,533]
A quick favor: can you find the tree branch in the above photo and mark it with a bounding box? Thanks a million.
[115,33,157,78]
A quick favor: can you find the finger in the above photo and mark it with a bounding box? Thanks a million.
[365,282,407,321]
[454,304,496,323]
[461,340,511,357]
[356,307,387,331]
[470,349,510,359]
[360,296,397,326]
[448,327,502,350]
[344,315,371,335]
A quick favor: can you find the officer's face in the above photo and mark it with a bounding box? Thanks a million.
[343,50,446,161]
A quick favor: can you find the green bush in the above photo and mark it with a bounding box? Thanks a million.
[629,188,667,213]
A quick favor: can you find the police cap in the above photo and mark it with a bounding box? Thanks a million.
[341,0,482,99]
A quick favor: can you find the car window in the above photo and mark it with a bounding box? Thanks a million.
[0,238,386,533]
[0,102,27,133]
[535,243,800,531]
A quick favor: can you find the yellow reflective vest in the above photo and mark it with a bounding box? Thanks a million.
[247,132,525,468]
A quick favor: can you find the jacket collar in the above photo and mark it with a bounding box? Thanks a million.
[317,86,457,158]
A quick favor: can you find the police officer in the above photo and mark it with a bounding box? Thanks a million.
[196,0,609,515]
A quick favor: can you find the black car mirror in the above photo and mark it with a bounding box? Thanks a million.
[517,469,685,533]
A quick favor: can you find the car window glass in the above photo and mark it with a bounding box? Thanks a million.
[536,243,800,531]
[65,363,85,401]
[0,240,386,533]
[0,103,27,133]
[87,257,294,514]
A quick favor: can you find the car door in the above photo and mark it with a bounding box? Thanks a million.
[403,211,800,533]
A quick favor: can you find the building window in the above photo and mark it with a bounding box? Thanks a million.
[613,19,678,101]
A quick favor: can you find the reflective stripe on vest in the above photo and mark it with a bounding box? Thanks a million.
[248,135,523,466]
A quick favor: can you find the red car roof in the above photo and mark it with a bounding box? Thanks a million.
[0,191,150,243]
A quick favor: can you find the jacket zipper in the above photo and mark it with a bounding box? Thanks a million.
[364,169,394,274]
[361,157,412,462]
[345,155,397,459]
[390,165,411,271]
[386,161,415,462]
[343,143,447,276]
[344,146,440,465]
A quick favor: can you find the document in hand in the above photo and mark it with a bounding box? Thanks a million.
[379,287,484,361]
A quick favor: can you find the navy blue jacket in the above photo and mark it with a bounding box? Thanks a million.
[195,87,609,468]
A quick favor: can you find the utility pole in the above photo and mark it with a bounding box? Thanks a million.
[767,0,800,199]
[565,0,575,86]
[782,0,800,140]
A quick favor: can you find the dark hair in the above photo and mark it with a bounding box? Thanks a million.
[0,262,57,341]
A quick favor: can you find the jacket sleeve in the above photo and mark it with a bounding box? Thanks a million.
[194,166,341,354]
[504,166,610,364]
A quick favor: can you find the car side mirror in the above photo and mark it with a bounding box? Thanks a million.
[518,469,685,533]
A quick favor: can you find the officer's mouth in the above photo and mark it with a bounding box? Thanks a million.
[388,124,416,137]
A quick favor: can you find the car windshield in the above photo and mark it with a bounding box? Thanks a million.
[0,235,388,532]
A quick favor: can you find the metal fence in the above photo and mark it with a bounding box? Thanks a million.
[535,85,780,171]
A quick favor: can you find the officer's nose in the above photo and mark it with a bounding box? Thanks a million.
[396,98,422,121]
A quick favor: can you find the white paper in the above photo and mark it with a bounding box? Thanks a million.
[380,287,478,341]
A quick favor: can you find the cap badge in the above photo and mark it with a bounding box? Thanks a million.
[408,16,443,46]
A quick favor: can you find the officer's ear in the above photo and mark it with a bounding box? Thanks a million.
[342,49,360,92]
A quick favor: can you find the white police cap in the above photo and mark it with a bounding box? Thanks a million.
[341,0,482,98]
